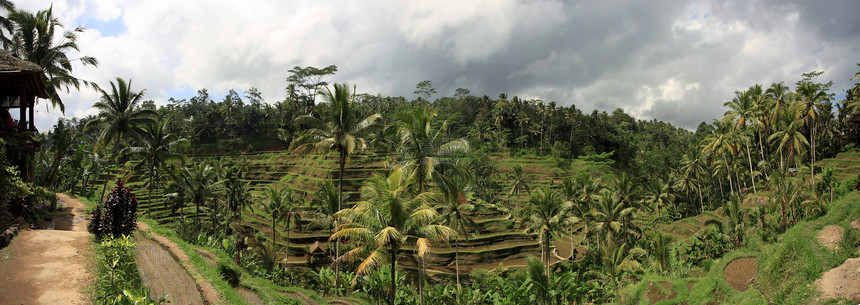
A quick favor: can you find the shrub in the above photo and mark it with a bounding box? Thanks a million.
[219,264,240,287]
[89,180,139,240]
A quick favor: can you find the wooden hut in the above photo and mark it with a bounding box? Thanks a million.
[0,49,48,133]
[0,49,49,181]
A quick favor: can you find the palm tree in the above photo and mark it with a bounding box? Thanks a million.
[521,187,572,278]
[705,195,747,249]
[644,178,674,218]
[724,88,758,193]
[701,124,737,196]
[123,118,187,216]
[677,152,707,213]
[437,173,479,290]
[590,189,639,245]
[292,82,380,286]
[309,179,339,235]
[6,6,98,113]
[0,0,15,46]
[769,107,808,173]
[168,162,221,232]
[260,186,289,259]
[393,108,469,192]
[796,81,830,184]
[223,166,253,235]
[592,242,646,283]
[281,192,303,268]
[331,166,455,305]
[508,164,531,198]
[85,78,155,152]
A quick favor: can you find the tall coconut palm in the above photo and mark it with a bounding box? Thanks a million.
[437,172,479,290]
[701,125,737,197]
[521,187,572,278]
[6,6,98,113]
[723,88,758,193]
[795,81,830,184]
[292,82,380,286]
[393,108,469,192]
[85,78,155,152]
[331,166,455,305]
[677,152,707,213]
[769,107,808,173]
[123,118,187,216]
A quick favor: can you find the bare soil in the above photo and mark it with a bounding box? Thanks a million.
[815,257,860,302]
[817,225,844,250]
[645,281,675,304]
[723,257,757,292]
[814,219,860,302]
[0,193,93,305]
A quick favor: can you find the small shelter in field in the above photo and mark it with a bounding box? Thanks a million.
[0,49,49,181]
[308,241,328,256]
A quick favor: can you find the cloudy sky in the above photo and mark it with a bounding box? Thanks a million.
[16,0,860,131]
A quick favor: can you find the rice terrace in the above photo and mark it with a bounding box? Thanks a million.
[1,1,860,304]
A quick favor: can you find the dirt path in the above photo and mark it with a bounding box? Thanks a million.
[0,193,93,304]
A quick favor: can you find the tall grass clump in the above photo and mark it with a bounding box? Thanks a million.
[757,231,821,304]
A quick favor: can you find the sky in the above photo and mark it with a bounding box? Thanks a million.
[15,0,860,131]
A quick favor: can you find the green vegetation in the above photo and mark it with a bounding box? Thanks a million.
[4,1,860,301]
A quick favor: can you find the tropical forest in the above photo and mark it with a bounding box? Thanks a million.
[1,1,860,305]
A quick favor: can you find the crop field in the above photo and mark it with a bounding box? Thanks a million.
[76,149,593,274]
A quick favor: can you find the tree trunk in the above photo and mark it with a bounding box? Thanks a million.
[286,219,291,274]
[724,154,734,196]
[418,255,425,305]
[811,122,816,186]
[390,249,397,305]
[745,139,757,194]
[544,231,551,278]
[336,152,346,295]
[455,241,461,290]
[148,163,155,217]
[271,219,277,263]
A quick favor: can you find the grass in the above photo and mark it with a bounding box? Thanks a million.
[622,172,860,304]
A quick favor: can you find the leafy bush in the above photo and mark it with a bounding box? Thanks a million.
[89,180,139,240]
[682,226,730,267]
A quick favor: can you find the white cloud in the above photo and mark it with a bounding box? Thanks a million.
[12,0,860,131]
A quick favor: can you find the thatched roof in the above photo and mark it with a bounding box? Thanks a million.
[0,49,43,73]
[309,241,327,255]
[0,49,49,100]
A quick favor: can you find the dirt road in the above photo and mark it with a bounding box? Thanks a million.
[0,193,93,305]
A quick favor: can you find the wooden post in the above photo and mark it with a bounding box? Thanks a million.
[18,90,25,132]
[27,94,34,131]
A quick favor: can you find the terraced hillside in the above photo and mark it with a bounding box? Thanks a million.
[75,149,591,273]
